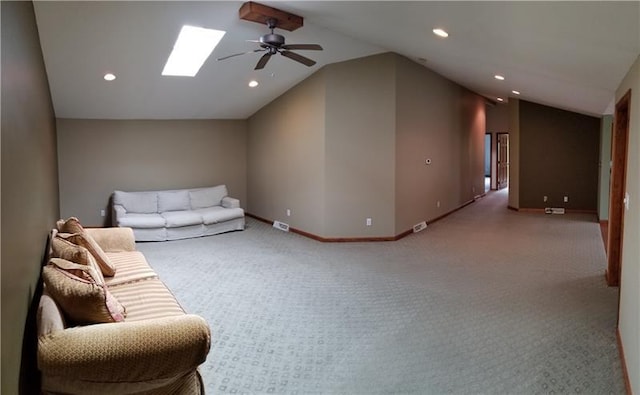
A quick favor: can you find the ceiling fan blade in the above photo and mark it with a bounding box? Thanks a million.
[281,50,316,67]
[255,53,272,70]
[218,49,264,61]
[281,44,323,51]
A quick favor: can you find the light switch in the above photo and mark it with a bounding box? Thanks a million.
[624,193,630,211]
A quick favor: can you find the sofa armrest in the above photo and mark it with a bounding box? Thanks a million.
[38,314,211,382]
[84,227,136,252]
[112,204,126,225]
[221,196,240,209]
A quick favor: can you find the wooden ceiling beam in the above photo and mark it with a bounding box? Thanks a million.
[239,2,303,32]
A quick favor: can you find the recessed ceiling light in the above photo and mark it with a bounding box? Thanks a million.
[103,73,116,81]
[494,75,505,81]
[248,80,259,88]
[512,90,521,95]
[433,28,449,38]
[162,25,226,77]
[497,97,504,102]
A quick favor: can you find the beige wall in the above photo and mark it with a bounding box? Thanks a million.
[598,115,613,220]
[395,55,485,234]
[617,54,639,394]
[519,100,600,210]
[508,99,521,209]
[247,70,327,236]
[248,52,486,238]
[1,2,60,393]
[57,119,247,226]
[324,53,396,238]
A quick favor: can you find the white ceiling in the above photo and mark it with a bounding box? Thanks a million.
[33,1,640,120]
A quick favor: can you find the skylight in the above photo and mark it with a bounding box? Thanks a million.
[162,25,226,77]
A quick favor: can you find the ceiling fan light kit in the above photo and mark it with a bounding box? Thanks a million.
[218,1,323,70]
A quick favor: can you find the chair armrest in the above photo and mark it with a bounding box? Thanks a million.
[84,227,136,252]
[38,314,211,382]
[221,196,240,209]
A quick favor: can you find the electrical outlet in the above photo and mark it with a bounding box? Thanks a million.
[366,218,372,226]
[100,209,105,217]
[543,196,548,202]
[437,201,441,208]
[563,196,569,203]
[286,209,291,217]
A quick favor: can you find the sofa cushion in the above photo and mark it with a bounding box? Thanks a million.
[51,237,105,284]
[158,190,190,212]
[113,191,158,214]
[109,278,184,322]
[196,207,245,225]
[56,217,84,233]
[61,232,117,277]
[104,251,158,287]
[161,211,203,228]
[189,185,227,209]
[118,213,166,229]
[43,258,126,324]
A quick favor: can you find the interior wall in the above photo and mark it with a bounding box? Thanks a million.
[247,70,326,236]
[395,53,487,234]
[486,103,510,190]
[57,119,247,226]
[1,2,60,393]
[324,53,396,238]
[598,115,613,220]
[518,100,600,210]
[508,99,521,209]
[617,54,640,395]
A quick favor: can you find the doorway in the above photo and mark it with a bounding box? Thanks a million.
[606,89,631,287]
[485,133,492,192]
[497,133,509,190]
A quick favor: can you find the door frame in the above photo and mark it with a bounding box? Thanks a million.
[485,132,493,192]
[496,132,509,190]
[606,89,631,287]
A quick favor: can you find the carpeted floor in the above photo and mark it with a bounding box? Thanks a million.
[137,189,624,394]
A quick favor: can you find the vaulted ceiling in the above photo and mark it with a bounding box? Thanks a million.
[33,1,640,120]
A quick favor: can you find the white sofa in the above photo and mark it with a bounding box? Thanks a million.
[112,185,245,241]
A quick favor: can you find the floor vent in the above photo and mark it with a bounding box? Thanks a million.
[413,221,428,233]
[544,207,565,215]
[273,220,290,232]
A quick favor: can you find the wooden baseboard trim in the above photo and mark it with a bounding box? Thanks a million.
[507,205,519,211]
[247,199,477,243]
[616,328,632,395]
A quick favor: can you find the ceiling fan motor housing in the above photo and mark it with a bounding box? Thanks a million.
[260,33,285,47]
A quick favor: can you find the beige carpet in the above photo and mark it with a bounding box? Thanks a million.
[137,189,624,394]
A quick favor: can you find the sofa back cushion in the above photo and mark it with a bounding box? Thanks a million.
[113,191,158,214]
[43,258,126,324]
[189,185,228,209]
[158,190,190,212]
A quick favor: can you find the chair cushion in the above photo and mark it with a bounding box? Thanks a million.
[113,191,158,214]
[118,213,166,228]
[158,190,190,212]
[189,185,227,209]
[43,258,126,324]
[161,211,203,228]
[196,207,244,225]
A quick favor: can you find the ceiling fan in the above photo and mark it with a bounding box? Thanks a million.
[218,18,323,70]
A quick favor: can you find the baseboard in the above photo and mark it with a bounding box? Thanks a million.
[616,328,632,395]
[247,199,476,243]
[513,207,598,215]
